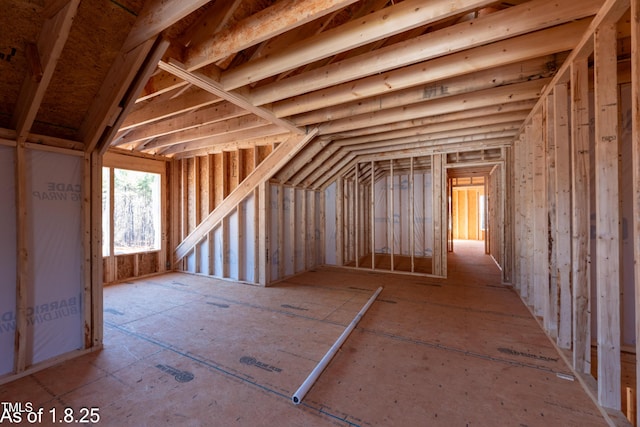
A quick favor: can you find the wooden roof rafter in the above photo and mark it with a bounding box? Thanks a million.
[12,0,80,145]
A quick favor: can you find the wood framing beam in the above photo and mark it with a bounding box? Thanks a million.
[143,116,270,152]
[330,101,535,140]
[123,0,211,52]
[250,0,599,105]
[158,60,303,135]
[335,120,522,148]
[274,139,332,184]
[120,89,220,132]
[171,135,288,159]
[632,0,640,423]
[174,129,318,261]
[571,57,591,375]
[532,109,548,318]
[81,38,156,152]
[178,0,242,49]
[12,0,80,144]
[220,0,497,89]
[522,0,631,127]
[553,82,572,350]
[118,101,247,147]
[318,79,546,135]
[258,181,270,285]
[594,20,621,411]
[432,154,446,277]
[284,55,562,124]
[263,23,581,113]
[14,142,28,373]
[183,0,360,70]
[97,37,171,154]
[158,124,288,157]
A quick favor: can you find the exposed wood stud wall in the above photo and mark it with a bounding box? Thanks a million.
[508,2,634,421]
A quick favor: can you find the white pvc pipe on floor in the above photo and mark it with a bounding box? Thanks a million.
[292,286,383,405]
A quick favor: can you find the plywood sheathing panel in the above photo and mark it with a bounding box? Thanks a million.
[0,1,45,129]
[42,0,142,140]
[1,242,606,426]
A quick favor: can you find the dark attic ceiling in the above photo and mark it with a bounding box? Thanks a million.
[0,0,623,189]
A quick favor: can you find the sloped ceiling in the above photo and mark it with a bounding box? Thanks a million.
[0,0,614,188]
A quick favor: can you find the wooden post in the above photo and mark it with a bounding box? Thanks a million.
[14,141,28,373]
[91,151,103,347]
[594,21,620,410]
[632,0,640,422]
[371,160,376,270]
[513,135,524,294]
[288,187,295,274]
[532,109,548,319]
[355,164,360,268]
[253,187,260,282]
[222,216,230,278]
[521,127,534,304]
[336,177,344,266]
[278,184,285,278]
[410,157,415,272]
[500,149,508,282]
[432,154,445,276]
[389,159,395,271]
[237,203,245,281]
[554,82,572,349]
[545,94,558,337]
[258,181,270,286]
[299,189,306,273]
[320,185,326,266]
[571,56,591,374]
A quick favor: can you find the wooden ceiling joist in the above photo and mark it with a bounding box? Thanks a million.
[159,59,304,135]
[328,102,536,140]
[120,88,221,132]
[115,101,250,147]
[289,63,554,126]
[265,24,579,117]
[183,0,362,71]
[248,0,599,106]
[219,0,498,90]
[144,117,275,154]
[318,78,548,135]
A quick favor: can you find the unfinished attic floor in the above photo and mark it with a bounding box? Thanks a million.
[1,244,606,426]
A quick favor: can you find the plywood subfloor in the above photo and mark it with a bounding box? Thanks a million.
[1,242,607,426]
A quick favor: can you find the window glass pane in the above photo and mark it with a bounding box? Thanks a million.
[102,167,110,256]
[113,169,161,254]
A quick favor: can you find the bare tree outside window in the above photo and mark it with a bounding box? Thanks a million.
[111,169,161,254]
